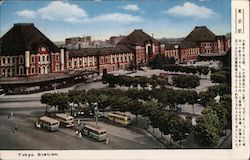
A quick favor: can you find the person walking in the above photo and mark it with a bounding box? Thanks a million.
[106,137,109,144]
[13,124,18,133]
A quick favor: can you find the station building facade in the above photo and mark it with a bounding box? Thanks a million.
[184,26,230,54]
[0,24,230,78]
[0,23,67,77]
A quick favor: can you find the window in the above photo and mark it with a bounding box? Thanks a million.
[12,69,15,76]
[101,58,104,64]
[69,61,71,67]
[39,67,41,74]
[56,64,60,71]
[2,69,5,76]
[2,58,5,64]
[117,57,119,62]
[79,60,82,66]
[7,58,10,64]
[32,67,35,74]
[7,69,11,76]
[38,57,40,62]
[47,56,49,61]
[125,56,127,62]
[42,56,45,62]
[105,57,108,63]
[113,57,115,62]
[32,57,35,63]
[121,57,123,62]
[13,58,15,64]
[74,60,77,66]
[56,55,59,61]
[20,68,24,74]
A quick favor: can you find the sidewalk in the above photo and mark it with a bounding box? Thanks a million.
[0,81,107,101]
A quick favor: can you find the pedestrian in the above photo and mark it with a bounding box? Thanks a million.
[8,113,10,119]
[15,124,18,132]
[78,132,82,138]
[105,137,109,144]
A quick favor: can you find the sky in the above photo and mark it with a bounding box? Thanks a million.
[0,0,231,41]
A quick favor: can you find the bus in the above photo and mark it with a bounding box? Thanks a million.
[108,112,132,126]
[55,113,74,127]
[81,124,108,141]
[37,116,60,131]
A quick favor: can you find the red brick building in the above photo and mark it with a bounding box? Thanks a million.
[162,41,200,62]
[117,29,161,67]
[184,26,229,54]
[67,46,133,74]
[0,23,67,77]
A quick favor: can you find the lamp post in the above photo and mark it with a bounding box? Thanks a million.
[93,103,100,126]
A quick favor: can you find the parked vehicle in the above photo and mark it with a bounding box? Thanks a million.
[108,112,131,126]
[81,124,108,141]
[55,113,74,127]
[37,116,60,131]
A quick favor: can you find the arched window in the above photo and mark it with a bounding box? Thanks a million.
[2,69,5,76]
[43,66,46,74]
[7,69,11,76]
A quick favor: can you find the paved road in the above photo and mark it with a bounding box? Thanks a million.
[0,108,165,150]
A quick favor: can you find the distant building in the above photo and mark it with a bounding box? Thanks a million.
[0,23,66,77]
[162,40,199,62]
[65,36,92,49]
[110,36,125,45]
[117,29,161,66]
[67,46,133,74]
[184,26,229,54]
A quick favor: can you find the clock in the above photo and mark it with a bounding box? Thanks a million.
[41,47,46,52]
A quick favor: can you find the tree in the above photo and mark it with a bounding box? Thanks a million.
[203,102,228,135]
[150,54,175,69]
[172,75,200,88]
[98,94,110,113]
[57,93,69,112]
[149,108,164,133]
[68,90,86,115]
[149,75,158,89]
[194,111,220,147]
[86,89,99,111]
[128,100,143,124]
[158,114,170,139]
[198,91,214,106]
[185,91,198,114]
[211,71,227,83]
[41,93,54,113]
[169,116,191,148]
[138,76,148,89]
[105,74,117,87]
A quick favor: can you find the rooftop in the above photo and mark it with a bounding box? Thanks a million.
[69,46,132,58]
[184,26,216,42]
[0,23,59,56]
[117,29,159,46]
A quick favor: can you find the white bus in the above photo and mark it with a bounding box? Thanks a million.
[82,124,108,141]
[37,116,60,131]
[55,113,74,127]
[108,112,132,126]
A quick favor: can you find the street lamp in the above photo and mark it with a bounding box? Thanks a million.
[93,103,100,126]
